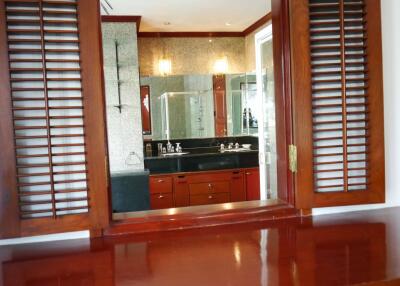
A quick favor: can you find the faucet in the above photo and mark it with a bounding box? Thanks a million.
[176,143,182,153]
[166,141,172,153]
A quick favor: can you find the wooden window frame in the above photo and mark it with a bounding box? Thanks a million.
[103,0,298,236]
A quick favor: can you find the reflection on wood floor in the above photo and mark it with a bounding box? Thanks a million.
[2,207,400,285]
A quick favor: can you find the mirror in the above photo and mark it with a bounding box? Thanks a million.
[140,73,259,140]
[101,1,280,215]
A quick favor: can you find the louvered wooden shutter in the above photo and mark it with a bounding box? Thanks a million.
[0,0,109,238]
[291,0,384,208]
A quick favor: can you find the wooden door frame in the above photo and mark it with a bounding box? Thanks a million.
[102,0,297,237]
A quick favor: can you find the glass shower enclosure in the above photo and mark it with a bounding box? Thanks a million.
[160,90,215,140]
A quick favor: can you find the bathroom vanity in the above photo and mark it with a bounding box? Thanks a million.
[144,137,260,209]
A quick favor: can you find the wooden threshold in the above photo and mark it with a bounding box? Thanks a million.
[104,200,298,237]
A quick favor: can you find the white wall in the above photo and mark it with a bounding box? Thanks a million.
[313,0,400,215]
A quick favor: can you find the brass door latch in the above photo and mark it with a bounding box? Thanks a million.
[289,145,297,173]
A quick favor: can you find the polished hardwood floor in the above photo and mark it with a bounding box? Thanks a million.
[1,207,400,285]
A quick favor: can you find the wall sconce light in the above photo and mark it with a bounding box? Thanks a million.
[159,59,172,76]
[214,57,228,74]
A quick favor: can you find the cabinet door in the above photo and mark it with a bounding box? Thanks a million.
[0,0,109,238]
[150,193,174,210]
[231,171,246,202]
[245,168,260,201]
[174,175,189,207]
[190,193,230,206]
[149,176,173,194]
[291,0,385,209]
[189,181,230,196]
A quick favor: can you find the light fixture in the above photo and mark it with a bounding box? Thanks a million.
[159,59,172,76]
[214,57,228,74]
[225,22,232,26]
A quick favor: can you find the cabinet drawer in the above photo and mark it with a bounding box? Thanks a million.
[149,176,173,194]
[190,193,230,206]
[150,193,174,209]
[189,181,230,196]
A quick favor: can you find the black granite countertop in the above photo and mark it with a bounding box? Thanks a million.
[144,147,258,160]
[144,147,259,174]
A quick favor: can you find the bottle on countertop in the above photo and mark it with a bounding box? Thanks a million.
[145,143,152,157]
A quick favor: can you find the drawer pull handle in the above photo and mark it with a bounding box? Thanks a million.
[208,195,214,199]
[157,179,164,183]
[158,194,164,199]
[208,183,213,189]
[246,172,251,175]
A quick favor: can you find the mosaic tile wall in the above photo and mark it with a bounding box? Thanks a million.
[138,37,246,76]
[102,22,144,172]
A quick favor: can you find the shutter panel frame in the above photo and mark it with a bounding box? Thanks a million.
[0,0,110,239]
[291,0,385,209]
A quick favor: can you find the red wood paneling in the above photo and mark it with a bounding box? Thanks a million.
[140,85,152,135]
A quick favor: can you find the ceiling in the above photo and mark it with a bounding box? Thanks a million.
[101,0,271,32]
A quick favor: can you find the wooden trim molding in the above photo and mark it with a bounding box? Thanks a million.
[137,13,272,38]
[105,200,298,236]
[243,13,273,35]
[101,15,142,32]
[137,31,245,38]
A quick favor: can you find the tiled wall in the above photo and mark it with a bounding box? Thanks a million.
[138,37,247,76]
[102,22,144,172]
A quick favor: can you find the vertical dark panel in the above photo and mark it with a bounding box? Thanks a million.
[78,0,110,231]
[140,85,152,135]
[213,74,227,137]
[289,0,314,210]
[0,0,20,238]
[272,0,294,204]
[364,0,385,202]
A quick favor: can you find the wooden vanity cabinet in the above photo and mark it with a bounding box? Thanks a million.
[150,168,255,210]
[244,168,260,201]
[149,175,174,209]
[174,175,190,207]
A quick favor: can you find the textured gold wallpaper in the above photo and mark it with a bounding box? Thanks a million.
[138,37,247,76]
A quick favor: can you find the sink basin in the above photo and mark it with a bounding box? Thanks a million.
[161,152,189,156]
[221,148,251,153]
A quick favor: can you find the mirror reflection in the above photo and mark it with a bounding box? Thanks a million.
[101,0,279,216]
